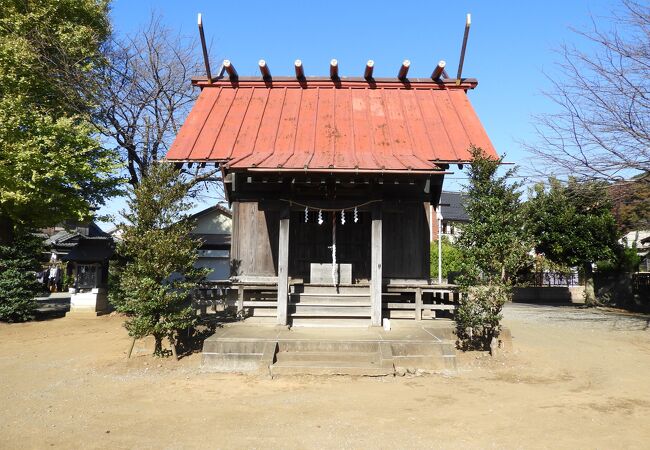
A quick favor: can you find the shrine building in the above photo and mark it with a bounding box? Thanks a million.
[166,55,496,327]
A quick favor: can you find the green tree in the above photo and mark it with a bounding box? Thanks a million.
[526,178,620,304]
[110,164,207,357]
[455,147,532,350]
[0,229,43,322]
[430,237,464,280]
[0,0,119,244]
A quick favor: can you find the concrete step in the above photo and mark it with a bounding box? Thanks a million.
[251,308,277,317]
[201,352,263,372]
[390,341,458,372]
[200,326,458,375]
[275,351,377,364]
[240,316,277,324]
[278,340,378,353]
[289,305,371,317]
[202,339,267,354]
[270,359,392,376]
[290,318,371,327]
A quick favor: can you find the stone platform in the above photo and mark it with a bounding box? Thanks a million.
[201,321,458,377]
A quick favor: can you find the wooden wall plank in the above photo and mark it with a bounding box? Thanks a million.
[231,201,278,277]
[382,202,429,279]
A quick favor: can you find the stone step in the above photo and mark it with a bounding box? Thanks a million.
[201,352,263,372]
[270,359,392,377]
[251,308,277,317]
[275,351,377,364]
[240,316,277,324]
[202,339,267,354]
[289,305,371,317]
[278,340,378,353]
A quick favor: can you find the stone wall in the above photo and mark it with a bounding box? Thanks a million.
[513,286,585,304]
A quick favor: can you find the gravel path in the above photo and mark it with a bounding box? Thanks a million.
[504,302,650,332]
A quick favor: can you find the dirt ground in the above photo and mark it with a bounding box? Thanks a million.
[1,303,650,449]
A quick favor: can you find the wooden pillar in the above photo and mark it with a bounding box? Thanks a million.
[230,202,240,275]
[370,205,383,327]
[277,208,290,325]
[415,287,422,321]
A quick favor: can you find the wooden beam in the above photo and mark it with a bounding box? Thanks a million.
[385,303,456,311]
[398,59,410,79]
[223,59,238,79]
[330,59,339,79]
[242,301,278,307]
[431,60,446,80]
[456,13,471,84]
[276,210,290,325]
[294,59,304,79]
[258,59,271,79]
[197,14,212,83]
[364,60,374,79]
[193,76,479,90]
[385,303,416,310]
[370,204,383,326]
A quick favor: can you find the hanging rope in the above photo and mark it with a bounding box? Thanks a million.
[279,198,381,212]
[279,198,379,287]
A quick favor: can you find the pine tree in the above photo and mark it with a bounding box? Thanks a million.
[110,164,207,357]
[0,229,42,322]
[455,147,532,350]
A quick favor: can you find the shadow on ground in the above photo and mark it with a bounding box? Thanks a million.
[176,312,239,359]
[34,294,70,321]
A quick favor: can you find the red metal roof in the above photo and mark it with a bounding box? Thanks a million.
[166,78,496,172]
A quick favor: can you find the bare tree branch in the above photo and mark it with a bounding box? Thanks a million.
[88,12,221,197]
[525,1,650,185]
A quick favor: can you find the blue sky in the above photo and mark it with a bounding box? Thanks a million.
[100,0,614,228]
